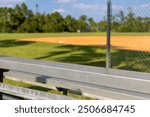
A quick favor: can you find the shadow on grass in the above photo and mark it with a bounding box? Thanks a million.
[111,49,150,73]
[1,39,147,73]
[36,44,106,67]
[35,44,150,73]
[0,39,34,48]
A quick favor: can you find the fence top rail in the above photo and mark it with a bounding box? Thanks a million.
[0,56,149,80]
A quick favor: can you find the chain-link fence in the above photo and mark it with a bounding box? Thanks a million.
[109,0,150,73]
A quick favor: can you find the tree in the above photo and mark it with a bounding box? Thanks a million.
[143,17,150,32]
[97,17,107,32]
[118,8,137,32]
[88,18,97,32]
[21,3,28,17]
[78,15,88,32]
[50,12,65,32]
[64,15,78,32]
[43,12,65,32]
[0,3,149,33]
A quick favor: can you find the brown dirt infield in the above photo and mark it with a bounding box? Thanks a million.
[21,36,150,52]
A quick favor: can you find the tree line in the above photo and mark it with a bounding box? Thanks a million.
[112,9,150,32]
[0,3,149,33]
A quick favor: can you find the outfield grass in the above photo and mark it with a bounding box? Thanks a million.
[0,32,105,39]
[0,33,107,67]
[0,40,106,67]
[0,32,150,72]
[0,32,150,40]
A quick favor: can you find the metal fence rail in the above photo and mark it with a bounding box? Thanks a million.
[0,56,150,100]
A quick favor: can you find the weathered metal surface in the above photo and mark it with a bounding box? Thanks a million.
[0,83,74,100]
[0,56,150,99]
[5,71,150,99]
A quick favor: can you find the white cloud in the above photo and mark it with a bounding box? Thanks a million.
[73,3,99,10]
[137,3,150,10]
[73,3,106,12]
[113,3,150,11]
[112,5,123,11]
[56,0,74,4]
[0,4,13,8]
[0,0,24,7]
[0,0,24,4]
[53,9,66,13]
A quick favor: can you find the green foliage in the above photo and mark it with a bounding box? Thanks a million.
[112,9,150,32]
[0,3,149,33]
[64,15,78,32]
[97,20,107,32]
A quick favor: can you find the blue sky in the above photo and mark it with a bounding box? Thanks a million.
[0,0,149,21]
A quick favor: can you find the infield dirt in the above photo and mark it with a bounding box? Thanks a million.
[21,36,150,52]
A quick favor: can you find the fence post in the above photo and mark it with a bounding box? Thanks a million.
[106,0,112,70]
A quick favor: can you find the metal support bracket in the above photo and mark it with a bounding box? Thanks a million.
[0,69,9,100]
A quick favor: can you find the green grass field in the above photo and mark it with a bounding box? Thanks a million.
[0,33,107,67]
[0,32,149,99]
[0,32,150,72]
[1,32,150,39]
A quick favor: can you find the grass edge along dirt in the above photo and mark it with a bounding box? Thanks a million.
[1,32,150,40]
